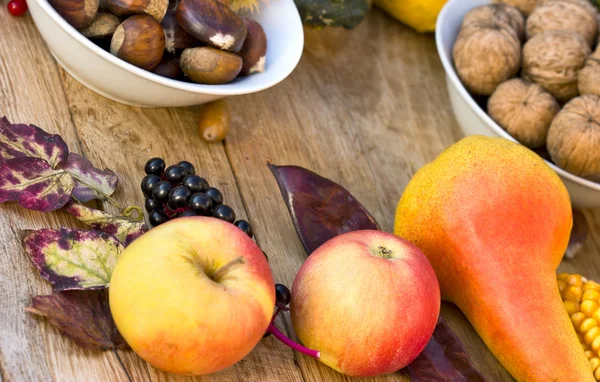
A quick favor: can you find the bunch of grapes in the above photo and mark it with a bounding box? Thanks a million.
[140,157,253,237]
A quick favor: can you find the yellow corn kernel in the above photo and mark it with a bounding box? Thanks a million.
[565,300,580,316]
[568,274,584,287]
[585,326,600,344]
[581,318,598,334]
[584,290,600,302]
[590,358,600,371]
[585,282,600,292]
[558,279,568,294]
[592,335,600,352]
[593,309,600,323]
[583,301,600,317]
[586,350,595,359]
[573,312,587,328]
[595,366,600,381]
[565,286,584,302]
[558,273,570,281]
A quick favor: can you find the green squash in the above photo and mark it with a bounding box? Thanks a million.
[294,0,371,29]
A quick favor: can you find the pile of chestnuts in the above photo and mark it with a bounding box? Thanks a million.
[48,0,267,84]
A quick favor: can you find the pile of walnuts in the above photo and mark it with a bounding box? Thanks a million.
[453,0,600,179]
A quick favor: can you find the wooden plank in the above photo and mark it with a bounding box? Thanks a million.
[223,9,517,381]
[58,70,306,382]
[0,13,132,382]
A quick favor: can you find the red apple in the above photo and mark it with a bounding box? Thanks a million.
[290,230,440,377]
[109,217,275,375]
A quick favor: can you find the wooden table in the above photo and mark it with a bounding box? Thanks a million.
[1,7,599,382]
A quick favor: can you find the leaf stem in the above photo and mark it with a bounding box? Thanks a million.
[267,322,320,359]
[69,175,121,209]
[122,206,143,221]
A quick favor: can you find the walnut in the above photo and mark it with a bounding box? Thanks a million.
[526,0,598,46]
[579,45,600,96]
[488,79,560,148]
[547,95,600,177]
[492,0,538,15]
[522,31,591,101]
[453,21,521,96]
[463,4,525,40]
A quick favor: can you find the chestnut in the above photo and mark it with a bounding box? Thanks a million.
[180,47,242,84]
[79,12,120,39]
[110,14,165,71]
[152,57,183,79]
[106,0,168,22]
[48,0,99,29]
[238,19,266,76]
[161,5,199,55]
[176,0,247,52]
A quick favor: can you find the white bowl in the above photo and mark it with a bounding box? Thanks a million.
[28,0,304,107]
[436,0,600,209]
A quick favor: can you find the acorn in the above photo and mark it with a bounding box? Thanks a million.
[197,99,231,143]
[152,57,183,79]
[176,0,247,52]
[79,12,120,39]
[180,47,242,84]
[238,19,266,76]
[110,14,165,70]
[106,0,168,22]
[48,0,99,29]
[161,5,199,55]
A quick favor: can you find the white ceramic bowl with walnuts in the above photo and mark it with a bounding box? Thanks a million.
[27,0,304,107]
[436,0,600,208]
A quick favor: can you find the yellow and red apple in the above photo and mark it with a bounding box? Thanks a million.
[290,230,440,377]
[109,217,275,375]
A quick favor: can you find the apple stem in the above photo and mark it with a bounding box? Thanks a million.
[268,322,320,359]
[211,257,245,281]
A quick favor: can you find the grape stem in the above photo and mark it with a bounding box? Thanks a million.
[267,312,320,359]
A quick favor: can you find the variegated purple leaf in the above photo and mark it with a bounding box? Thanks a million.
[0,116,68,168]
[25,289,128,350]
[0,157,75,212]
[22,228,123,290]
[58,153,118,202]
[64,202,148,246]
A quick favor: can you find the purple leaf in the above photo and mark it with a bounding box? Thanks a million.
[64,202,148,246]
[22,228,123,291]
[57,153,118,203]
[0,157,75,212]
[0,116,68,168]
[25,289,128,350]
[408,317,486,382]
[268,163,380,254]
[271,164,484,381]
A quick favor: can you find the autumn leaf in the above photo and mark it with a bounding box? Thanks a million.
[22,228,123,291]
[271,164,485,381]
[58,153,118,203]
[407,316,486,381]
[0,157,75,212]
[268,163,380,254]
[64,202,148,246]
[0,116,68,168]
[26,289,128,350]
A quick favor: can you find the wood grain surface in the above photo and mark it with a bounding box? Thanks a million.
[0,5,598,382]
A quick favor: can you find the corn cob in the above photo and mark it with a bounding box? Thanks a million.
[558,273,600,380]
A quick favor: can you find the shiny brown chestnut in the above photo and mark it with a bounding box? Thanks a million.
[238,19,266,76]
[176,0,247,52]
[152,57,183,79]
[48,0,99,29]
[180,47,242,84]
[161,5,199,55]
[79,12,120,39]
[110,14,165,70]
[106,0,168,22]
